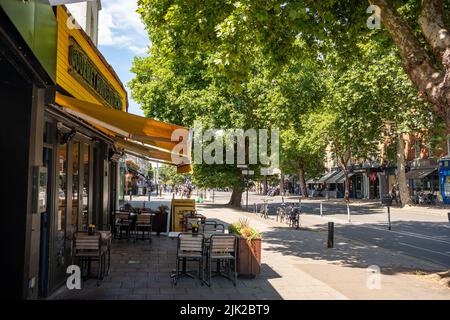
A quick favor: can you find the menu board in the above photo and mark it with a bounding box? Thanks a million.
[171,199,196,231]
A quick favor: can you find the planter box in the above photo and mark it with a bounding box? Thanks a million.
[236,237,261,278]
[152,211,168,235]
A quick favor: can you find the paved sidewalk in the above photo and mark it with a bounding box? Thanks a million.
[198,204,450,299]
[51,199,449,300]
[49,237,284,300]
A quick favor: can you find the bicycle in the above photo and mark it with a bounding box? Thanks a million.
[276,202,288,223]
[277,207,289,223]
[260,199,270,219]
[288,207,301,229]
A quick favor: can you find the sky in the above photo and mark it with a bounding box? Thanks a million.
[97,0,150,116]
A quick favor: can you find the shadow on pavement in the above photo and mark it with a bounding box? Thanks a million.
[260,223,448,275]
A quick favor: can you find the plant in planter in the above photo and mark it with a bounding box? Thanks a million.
[88,224,96,235]
[191,223,200,234]
[228,218,262,278]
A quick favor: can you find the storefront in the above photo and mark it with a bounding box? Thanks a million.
[407,159,439,203]
[366,169,381,200]
[38,6,129,296]
[349,170,364,199]
[41,7,191,296]
[306,170,339,197]
[439,158,450,204]
[1,1,57,300]
[2,4,191,299]
[324,171,345,198]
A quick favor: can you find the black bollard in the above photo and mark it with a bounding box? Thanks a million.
[387,206,392,230]
[327,222,334,248]
[448,212,450,223]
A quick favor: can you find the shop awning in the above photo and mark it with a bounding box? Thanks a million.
[326,171,345,184]
[54,92,192,158]
[306,178,318,184]
[115,138,181,163]
[406,168,437,180]
[114,138,192,174]
[317,171,339,183]
[337,172,354,183]
[54,93,192,172]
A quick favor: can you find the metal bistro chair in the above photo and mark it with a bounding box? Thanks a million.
[114,211,131,240]
[135,213,153,242]
[184,216,202,232]
[205,234,237,287]
[74,232,106,286]
[173,233,205,285]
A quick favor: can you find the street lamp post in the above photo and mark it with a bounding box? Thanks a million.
[246,182,249,211]
[238,164,252,211]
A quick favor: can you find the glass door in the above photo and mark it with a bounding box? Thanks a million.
[39,147,52,297]
[81,143,91,230]
[54,141,67,284]
[68,141,80,245]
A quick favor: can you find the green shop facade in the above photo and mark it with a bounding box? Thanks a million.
[0,1,125,299]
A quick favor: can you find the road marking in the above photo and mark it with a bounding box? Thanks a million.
[303,212,450,245]
[361,225,450,245]
[398,242,450,257]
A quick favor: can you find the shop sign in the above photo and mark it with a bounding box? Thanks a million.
[68,37,123,110]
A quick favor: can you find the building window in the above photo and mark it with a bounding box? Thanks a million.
[414,139,421,159]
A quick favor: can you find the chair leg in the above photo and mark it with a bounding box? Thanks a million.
[208,256,212,287]
[97,255,101,286]
[107,247,111,275]
[87,258,92,278]
[233,258,237,286]
[199,258,202,284]
[174,258,179,285]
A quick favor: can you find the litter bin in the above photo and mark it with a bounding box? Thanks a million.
[382,194,392,206]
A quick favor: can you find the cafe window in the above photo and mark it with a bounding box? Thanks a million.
[71,142,80,234]
[56,143,67,263]
[82,143,90,230]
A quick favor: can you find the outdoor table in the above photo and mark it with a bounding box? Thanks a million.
[168,232,181,239]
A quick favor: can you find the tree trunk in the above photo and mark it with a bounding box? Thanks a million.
[368,0,450,129]
[396,135,413,207]
[229,187,243,207]
[343,169,350,203]
[263,176,268,195]
[280,171,285,196]
[298,167,308,198]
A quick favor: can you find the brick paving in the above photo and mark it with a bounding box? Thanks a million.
[49,236,284,300]
[49,200,450,300]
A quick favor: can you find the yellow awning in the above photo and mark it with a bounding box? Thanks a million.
[114,137,190,164]
[55,92,192,157]
[176,164,193,174]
